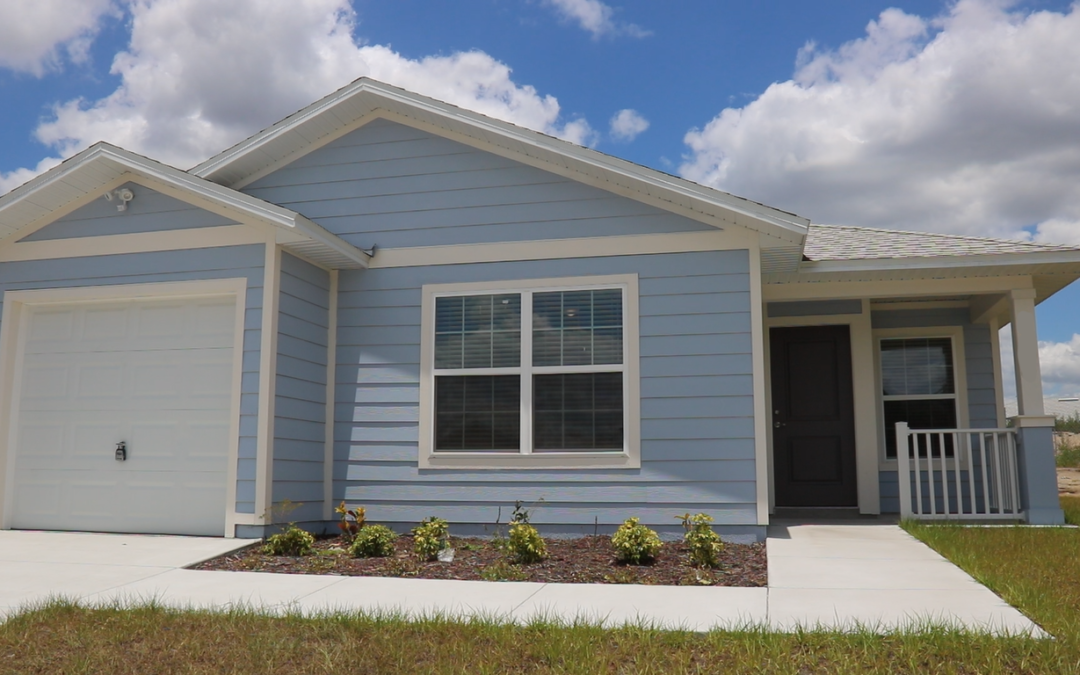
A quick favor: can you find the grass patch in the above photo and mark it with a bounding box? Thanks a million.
[903,501,1080,642]
[0,599,1074,674]
[1061,495,1080,525]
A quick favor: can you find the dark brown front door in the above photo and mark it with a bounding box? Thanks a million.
[770,325,858,507]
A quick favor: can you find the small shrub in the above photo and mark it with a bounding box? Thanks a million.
[1057,440,1080,468]
[677,512,723,569]
[263,525,315,556]
[611,517,662,565]
[412,517,450,561]
[350,524,397,558]
[603,568,641,584]
[1057,412,1080,434]
[334,501,367,540]
[507,522,547,564]
[480,561,527,581]
[383,557,419,577]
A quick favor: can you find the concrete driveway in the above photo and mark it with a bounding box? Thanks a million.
[0,530,250,616]
[0,525,1047,635]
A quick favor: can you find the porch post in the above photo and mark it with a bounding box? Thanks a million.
[1008,289,1063,525]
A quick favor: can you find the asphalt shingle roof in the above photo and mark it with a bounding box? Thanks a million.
[804,224,1077,262]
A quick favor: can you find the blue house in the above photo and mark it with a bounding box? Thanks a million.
[0,79,1076,541]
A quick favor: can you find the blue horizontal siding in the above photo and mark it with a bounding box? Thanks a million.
[331,250,757,530]
[21,183,236,241]
[242,118,715,249]
[272,253,330,522]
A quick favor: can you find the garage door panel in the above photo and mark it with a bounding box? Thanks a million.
[25,309,75,346]
[12,293,237,536]
[83,306,130,342]
[19,363,70,401]
[19,351,233,412]
[76,363,126,400]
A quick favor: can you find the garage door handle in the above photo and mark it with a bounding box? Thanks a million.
[115,441,127,462]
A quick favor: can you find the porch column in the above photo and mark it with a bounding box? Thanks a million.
[1008,289,1063,525]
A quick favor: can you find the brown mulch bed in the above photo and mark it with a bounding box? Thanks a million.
[192,535,767,587]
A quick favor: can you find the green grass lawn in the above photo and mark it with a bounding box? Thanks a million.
[5,504,1080,674]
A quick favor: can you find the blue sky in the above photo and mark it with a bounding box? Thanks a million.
[1,0,1079,395]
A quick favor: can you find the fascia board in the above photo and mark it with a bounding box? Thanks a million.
[191,79,810,240]
[800,250,1080,273]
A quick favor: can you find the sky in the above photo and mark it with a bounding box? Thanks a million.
[1,0,1079,402]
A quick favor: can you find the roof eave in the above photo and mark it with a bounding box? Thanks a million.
[800,250,1080,273]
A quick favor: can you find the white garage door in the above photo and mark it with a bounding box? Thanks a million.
[11,295,237,536]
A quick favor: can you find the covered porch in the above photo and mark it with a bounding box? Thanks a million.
[759,225,1080,524]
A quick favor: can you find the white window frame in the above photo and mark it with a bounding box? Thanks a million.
[419,274,640,470]
[872,326,969,468]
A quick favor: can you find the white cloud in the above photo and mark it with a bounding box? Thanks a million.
[12,0,597,177]
[680,1,1080,241]
[0,0,117,76]
[0,157,62,195]
[609,109,648,142]
[543,0,649,39]
[1000,328,1080,414]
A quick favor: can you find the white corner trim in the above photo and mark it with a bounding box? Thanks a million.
[369,230,755,269]
[747,246,770,525]
[0,277,249,534]
[322,270,339,521]
[418,273,641,471]
[0,225,264,263]
[254,241,282,525]
[989,317,1007,428]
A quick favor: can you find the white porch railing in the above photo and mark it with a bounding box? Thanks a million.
[895,422,1023,520]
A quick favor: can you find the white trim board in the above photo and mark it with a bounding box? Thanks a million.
[0,225,264,262]
[0,277,249,535]
[369,230,756,269]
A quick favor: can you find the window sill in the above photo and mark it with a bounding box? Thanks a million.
[419,452,639,470]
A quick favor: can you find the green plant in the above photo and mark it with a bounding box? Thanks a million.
[611,517,662,565]
[1057,440,1080,468]
[506,522,547,564]
[350,524,397,558]
[603,568,640,584]
[382,557,418,578]
[263,524,315,557]
[480,561,527,581]
[334,501,367,540]
[411,517,450,561]
[676,513,723,569]
[1056,411,1080,433]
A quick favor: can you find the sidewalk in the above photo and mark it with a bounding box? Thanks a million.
[0,525,1044,635]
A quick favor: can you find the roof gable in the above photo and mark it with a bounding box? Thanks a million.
[0,143,369,269]
[191,78,810,244]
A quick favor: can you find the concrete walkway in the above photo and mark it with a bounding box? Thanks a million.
[0,525,1044,635]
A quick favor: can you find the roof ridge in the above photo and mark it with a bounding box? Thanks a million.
[809,223,1071,250]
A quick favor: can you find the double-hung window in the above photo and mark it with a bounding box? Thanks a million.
[419,275,640,469]
[879,336,960,458]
